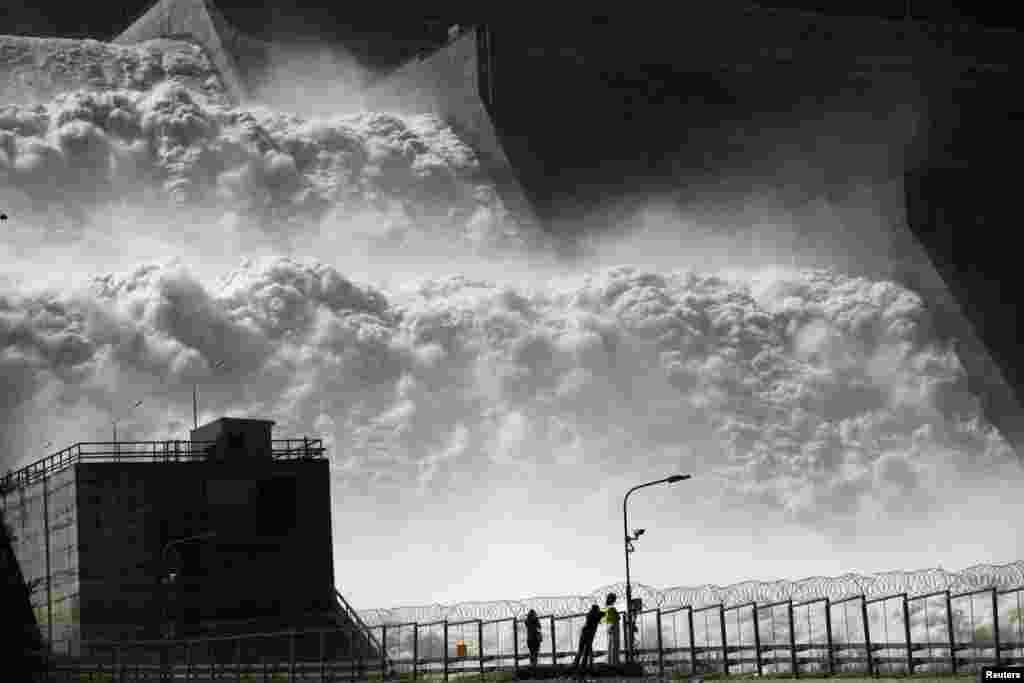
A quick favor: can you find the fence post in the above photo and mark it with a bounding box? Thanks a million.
[350,625,357,682]
[788,600,798,678]
[861,596,873,677]
[186,640,192,682]
[752,603,763,677]
[824,599,834,675]
[991,588,1002,666]
[945,590,957,673]
[656,608,665,679]
[903,594,914,674]
[115,644,122,683]
[513,618,519,674]
[549,616,556,667]
[687,608,697,674]
[236,636,242,683]
[443,619,449,682]
[320,630,327,683]
[720,605,729,675]
[381,624,389,678]
[413,623,419,681]
[289,629,297,681]
[478,620,485,676]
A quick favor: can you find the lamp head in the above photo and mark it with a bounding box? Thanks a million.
[633,528,645,537]
[666,474,691,483]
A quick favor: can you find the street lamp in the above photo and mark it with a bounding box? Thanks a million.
[161,532,218,640]
[622,474,691,663]
[113,400,144,456]
[193,360,226,429]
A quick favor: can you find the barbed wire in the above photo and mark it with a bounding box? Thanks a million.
[357,561,1024,626]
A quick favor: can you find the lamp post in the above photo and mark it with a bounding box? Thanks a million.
[193,360,226,429]
[161,532,218,640]
[113,399,144,456]
[623,474,691,663]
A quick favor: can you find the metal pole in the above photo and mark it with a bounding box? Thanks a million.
[320,630,326,683]
[193,384,198,430]
[623,493,633,664]
[903,594,914,674]
[382,624,388,678]
[413,623,419,681]
[478,620,484,676]
[186,640,192,682]
[236,636,242,683]
[824,599,834,675]
[550,615,556,666]
[992,588,1001,666]
[42,472,53,650]
[289,629,296,681]
[946,590,957,673]
[788,600,798,677]
[753,603,763,677]
[861,596,873,677]
[656,608,664,679]
[720,605,729,675]
[443,620,449,682]
[512,618,519,674]
[687,608,697,674]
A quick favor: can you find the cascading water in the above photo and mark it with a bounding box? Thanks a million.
[1,35,1021,615]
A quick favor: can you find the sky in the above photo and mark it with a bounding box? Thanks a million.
[0,27,1022,616]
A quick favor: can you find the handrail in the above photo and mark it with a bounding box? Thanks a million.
[1,438,327,494]
[335,589,392,673]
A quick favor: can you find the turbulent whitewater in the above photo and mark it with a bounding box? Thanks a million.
[1,35,1021,615]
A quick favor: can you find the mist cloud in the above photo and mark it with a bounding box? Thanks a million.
[1,35,1021,575]
[2,258,1019,530]
[1,41,544,257]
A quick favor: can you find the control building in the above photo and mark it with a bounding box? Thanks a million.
[0,417,380,663]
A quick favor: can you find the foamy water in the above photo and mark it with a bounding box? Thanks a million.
[1,35,1021,610]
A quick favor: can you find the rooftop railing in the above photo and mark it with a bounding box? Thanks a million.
[0,438,326,494]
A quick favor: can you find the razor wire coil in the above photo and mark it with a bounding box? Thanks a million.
[358,561,1024,629]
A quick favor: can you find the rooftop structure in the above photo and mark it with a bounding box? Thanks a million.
[0,419,325,494]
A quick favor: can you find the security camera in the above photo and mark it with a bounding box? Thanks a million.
[633,528,645,537]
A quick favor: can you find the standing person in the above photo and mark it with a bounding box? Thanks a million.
[603,593,620,665]
[572,605,604,675]
[525,609,543,670]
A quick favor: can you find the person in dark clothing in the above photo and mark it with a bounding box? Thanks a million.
[525,609,543,669]
[572,605,604,675]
